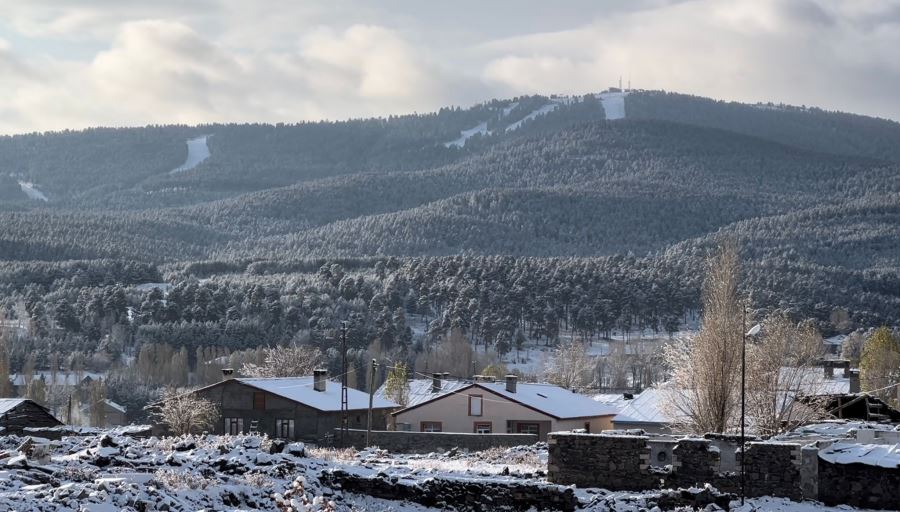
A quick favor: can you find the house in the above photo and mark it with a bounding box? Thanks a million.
[191,370,398,442]
[389,374,618,440]
[612,364,863,434]
[10,370,106,396]
[79,399,127,428]
[0,399,63,433]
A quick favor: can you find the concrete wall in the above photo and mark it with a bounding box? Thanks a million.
[194,380,391,442]
[337,428,538,453]
[394,388,611,440]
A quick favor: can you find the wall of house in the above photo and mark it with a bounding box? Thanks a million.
[337,428,538,453]
[394,389,558,439]
[194,379,390,442]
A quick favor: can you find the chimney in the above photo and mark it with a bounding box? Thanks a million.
[824,363,834,379]
[432,373,442,393]
[313,369,327,392]
[442,372,450,380]
[505,375,517,393]
[222,368,234,381]
[849,369,860,393]
[841,360,851,378]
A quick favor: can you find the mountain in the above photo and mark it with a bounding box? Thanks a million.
[1,90,899,327]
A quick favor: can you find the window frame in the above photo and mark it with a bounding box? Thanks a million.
[516,422,540,435]
[275,418,295,439]
[473,421,492,434]
[225,417,244,435]
[420,421,442,432]
[468,394,483,416]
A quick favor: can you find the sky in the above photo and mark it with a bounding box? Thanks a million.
[2,0,900,134]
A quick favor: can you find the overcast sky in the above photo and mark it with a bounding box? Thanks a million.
[2,0,900,134]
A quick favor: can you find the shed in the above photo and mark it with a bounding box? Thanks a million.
[0,399,63,433]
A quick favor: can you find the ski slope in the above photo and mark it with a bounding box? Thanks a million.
[598,91,627,120]
[444,122,489,148]
[170,135,211,174]
[18,181,48,201]
[505,102,561,132]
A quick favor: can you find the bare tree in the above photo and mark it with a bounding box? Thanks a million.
[543,340,592,389]
[860,327,900,407]
[383,362,410,406]
[745,315,827,436]
[148,390,219,435]
[241,345,323,378]
[664,241,744,434]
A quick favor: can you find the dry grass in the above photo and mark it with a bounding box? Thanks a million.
[306,446,358,462]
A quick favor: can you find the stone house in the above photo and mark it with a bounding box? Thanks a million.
[80,399,127,428]
[0,399,63,434]
[191,370,398,442]
[390,375,617,440]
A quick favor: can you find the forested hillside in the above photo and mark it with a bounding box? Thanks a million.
[2,90,899,412]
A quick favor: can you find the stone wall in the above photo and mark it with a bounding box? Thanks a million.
[320,468,579,512]
[548,432,900,510]
[547,433,663,490]
[818,458,900,510]
[548,433,805,500]
[336,429,538,453]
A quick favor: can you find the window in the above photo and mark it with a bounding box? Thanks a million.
[225,417,244,435]
[275,419,295,439]
[516,423,540,435]
[253,392,266,410]
[468,394,483,416]
[421,421,442,432]
[474,422,492,434]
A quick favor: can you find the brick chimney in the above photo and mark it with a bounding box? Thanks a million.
[313,369,327,392]
[432,373,442,393]
[505,374,517,393]
[222,368,234,381]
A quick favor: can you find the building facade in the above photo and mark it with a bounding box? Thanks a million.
[192,370,398,442]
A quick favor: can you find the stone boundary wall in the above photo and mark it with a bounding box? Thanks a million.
[548,432,899,510]
[335,429,538,453]
[320,468,579,511]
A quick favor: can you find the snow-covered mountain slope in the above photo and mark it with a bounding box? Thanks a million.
[599,91,627,120]
[18,181,48,201]
[505,102,561,132]
[170,135,211,174]
[444,122,489,148]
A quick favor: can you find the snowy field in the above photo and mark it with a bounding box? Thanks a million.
[0,432,886,511]
[18,181,48,201]
[170,136,211,174]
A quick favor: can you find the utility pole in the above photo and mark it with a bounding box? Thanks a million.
[741,304,746,506]
[366,358,377,447]
[339,321,349,448]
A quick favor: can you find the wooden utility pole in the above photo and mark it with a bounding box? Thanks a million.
[366,358,377,447]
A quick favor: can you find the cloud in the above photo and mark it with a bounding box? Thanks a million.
[1,0,900,133]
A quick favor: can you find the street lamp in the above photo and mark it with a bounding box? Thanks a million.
[741,318,762,505]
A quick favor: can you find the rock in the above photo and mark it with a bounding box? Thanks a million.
[269,439,287,454]
[286,442,305,457]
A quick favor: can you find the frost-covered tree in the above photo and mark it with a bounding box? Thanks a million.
[746,315,826,436]
[241,345,323,378]
[543,341,592,390]
[664,241,744,434]
[149,390,219,435]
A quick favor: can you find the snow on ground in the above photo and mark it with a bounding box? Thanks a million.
[0,432,886,511]
[170,135,211,174]
[598,91,628,120]
[443,122,489,148]
[504,102,562,132]
[18,181,48,201]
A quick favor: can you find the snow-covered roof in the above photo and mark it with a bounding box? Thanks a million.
[592,393,632,411]
[234,377,398,412]
[476,381,618,419]
[612,388,672,425]
[819,442,900,468]
[375,378,471,408]
[10,371,106,387]
[0,399,27,416]
[776,421,899,442]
